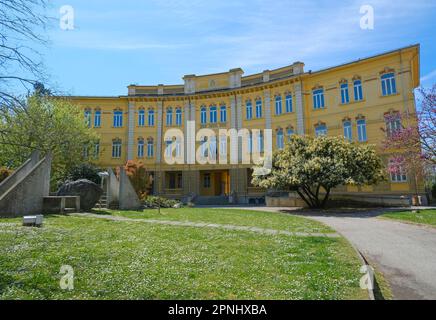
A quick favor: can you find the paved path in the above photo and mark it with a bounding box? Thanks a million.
[72,213,339,238]
[234,206,436,300]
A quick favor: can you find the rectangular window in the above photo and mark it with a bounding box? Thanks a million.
[201,108,207,124]
[165,140,172,158]
[340,83,350,104]
[203,174,211,188]
[113,111,123,127]
[166,110,173,126]
[137,141,144,158]
[313,89,325,109]
[257,133,264,153]
[255,100,262,118]
[148,110,155,126]
[84,111,91,128]
[210,107,217,123]
[169,173,176,189]
[285,94,293,113]
[389,160,407,182]
[220,106,227,122]
[246,102,253,120]
[94,141,100,159]
[94,111,101,127]
[176,110,182,126]
[357,119,367,142]
[386,116,402,137]
[138,110,145,126]
[219,135,227,157]
[381,73,397,96]
[343,121,352,141]
[276,131,284,149]
[147,141,154,157]
[315,125,327,136]
[112,141,122,158]
[353,80,363,101]
[275,96,282,115]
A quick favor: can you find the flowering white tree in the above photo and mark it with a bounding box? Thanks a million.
[252,135,385,208]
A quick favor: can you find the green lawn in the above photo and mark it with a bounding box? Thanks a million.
[95,207,334,234]
[381,209,436,227]
[0,209,367,300]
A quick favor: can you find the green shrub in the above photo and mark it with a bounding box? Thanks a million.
[432,183,436,199]
[142,196,182,208]
[62,163,102,185]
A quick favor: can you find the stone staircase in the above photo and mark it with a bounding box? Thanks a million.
[194,195,229,206]
[96,192,119,210]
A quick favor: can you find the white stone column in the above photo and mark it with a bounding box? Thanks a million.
[184,101,190,164]
[127,101,135,160]
[294,82,305,135]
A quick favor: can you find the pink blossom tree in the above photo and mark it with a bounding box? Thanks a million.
[382,84,436,196]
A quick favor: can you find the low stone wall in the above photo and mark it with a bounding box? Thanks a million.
[266,193,307,208]
[265,191,424,208]
[43,196,80,214]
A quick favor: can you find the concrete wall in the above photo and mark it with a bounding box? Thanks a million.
[0,153,52,217]
[119,167,141,210]
[0,151,40,196]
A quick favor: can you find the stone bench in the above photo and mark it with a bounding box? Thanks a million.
[43,196,80,214]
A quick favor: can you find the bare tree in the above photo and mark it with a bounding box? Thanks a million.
[0,0,50,108]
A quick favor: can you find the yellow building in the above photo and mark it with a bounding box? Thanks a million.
[70,44,423,205]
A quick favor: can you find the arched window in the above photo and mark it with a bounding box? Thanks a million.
[315,124,327,136]
[200,106,207,124]
[84,109,91,127]
[276,128,284,149]
[381,72,397,96]
[285,94,293,113]
[112,139,122,158]
[353,79,363,101]
[175,108,182,126]
[246,100,253,120]
[147,138,154,157]
[312,88,325,109]
[343,120,352,141]
[255,99,262,118]
[357,118,367,142]
[340,82,350,104]
[166,107,173,126]
[137,138,145,157]
[275,95,282,115]
[113,110,123,127]
[148,108,155,126]
[220,105,227,122]
[210,106,217,123]
[138,109,145,126]
[94,109,101,127]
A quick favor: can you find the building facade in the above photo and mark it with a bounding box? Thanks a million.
[71,44,423,205]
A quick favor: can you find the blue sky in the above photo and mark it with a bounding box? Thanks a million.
[42,0,436,96]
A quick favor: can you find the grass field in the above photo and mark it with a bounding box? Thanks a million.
[0,208,367,300]
[381,209,436,227]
